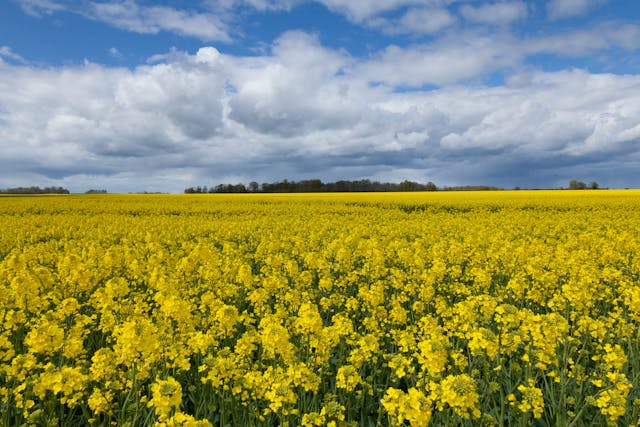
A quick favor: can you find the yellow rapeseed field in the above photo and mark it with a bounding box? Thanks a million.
[1,190,640,426]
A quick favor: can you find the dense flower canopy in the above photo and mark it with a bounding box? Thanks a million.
[1,191,640,425]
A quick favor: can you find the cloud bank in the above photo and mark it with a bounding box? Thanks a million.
[3,1,640,191]
[2,22,640,192]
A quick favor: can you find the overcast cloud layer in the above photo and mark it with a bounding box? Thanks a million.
[1,0,640,192]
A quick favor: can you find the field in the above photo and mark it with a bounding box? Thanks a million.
[1,191,640,426]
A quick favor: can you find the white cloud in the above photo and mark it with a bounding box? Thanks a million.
[436,70,640,156]
[311,0,527,27]
[0,57,227,186]
[525,24,640,57]
[349,23,640,89]
[547,0,607,20]
[226,31,364,137]
[354,33,522,87]
[18,0,231,41]
[609,24,640,50]
[460,1,528,25]
[2,31,640,192]
[108,47,123,59]
[88,1,231,41]
[18,0,65,16]
[195,47,222,65]
[315,0,419,23]
[379,7,457,35]
[0,46,27,64]
[12,0,626,46]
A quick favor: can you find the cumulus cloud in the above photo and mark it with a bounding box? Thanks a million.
[2,30,640,192]
[354,33,522,87]
[437,70,640,159]
[0,56,227,188]
[226,31,364,137]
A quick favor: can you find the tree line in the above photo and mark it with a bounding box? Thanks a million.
[185,179,605,194]
[185,179,439,194]
[568,180,599,190]
[0,186,70,194]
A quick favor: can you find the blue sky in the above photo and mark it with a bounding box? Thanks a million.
[1,0,640,192]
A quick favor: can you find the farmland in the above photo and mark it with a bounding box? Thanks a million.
[1,191,640,426]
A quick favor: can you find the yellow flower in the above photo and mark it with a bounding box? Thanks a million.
[437,374,480,419]
[382,387,432,427]
[514,380,544,419]
[301,412,325,427]
[156,411,213,427]
[88,388,114,415]
[602,344,627,371]
[388,353,415,379]
[24,321,64,355]
[149,377,183,420]
[336,364,362,392]
[33,364,88,406]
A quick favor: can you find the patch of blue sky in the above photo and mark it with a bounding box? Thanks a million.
[0,1,181,67]
[525,51,640,75]
[392,83,441,93]
[231,2,404,57]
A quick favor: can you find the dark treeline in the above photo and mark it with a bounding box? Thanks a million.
[185,179,440,194]
[567,180,599,190]
[441,185,501,191]
[0,186,70,194]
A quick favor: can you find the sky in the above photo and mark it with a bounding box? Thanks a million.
[1,0,640,192]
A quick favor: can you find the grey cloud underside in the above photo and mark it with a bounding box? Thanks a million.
[2,30,640,192]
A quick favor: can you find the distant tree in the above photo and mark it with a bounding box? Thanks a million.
[398,180,421,191]
[85,189,107,194]
[299,179,324,192]
[425,181,437,191]
[186,179,443,193]
[0,186,69,194]
[442,185,500,191]
[590,181,599,189]
[209,183,248,193]
[569,180,587,190]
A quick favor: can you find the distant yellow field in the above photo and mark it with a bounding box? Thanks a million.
[1,191,640,426]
